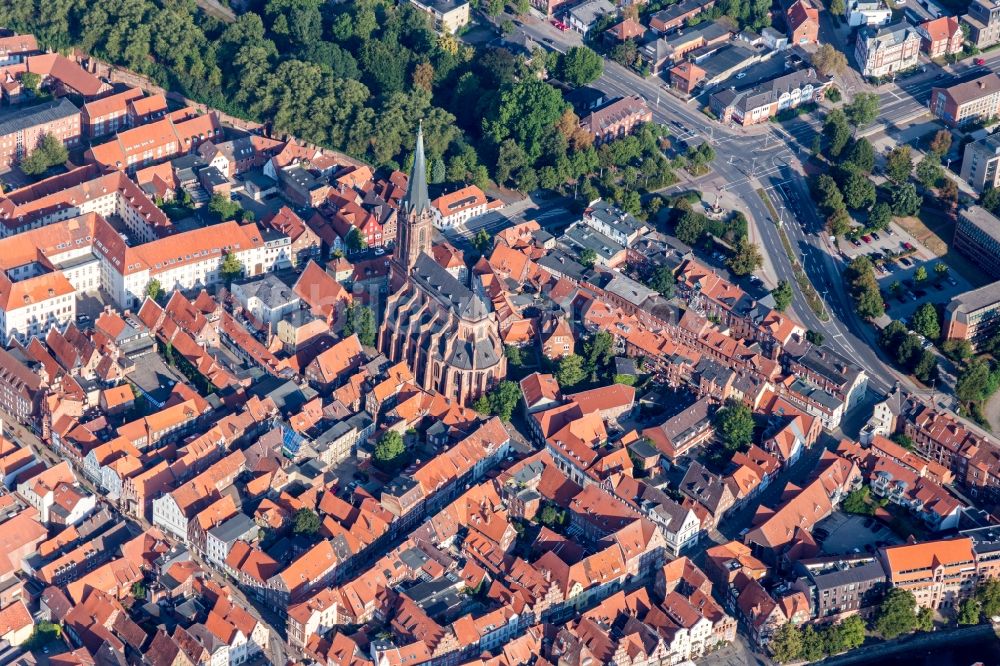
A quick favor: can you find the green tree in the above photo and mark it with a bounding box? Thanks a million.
[346,228,367,253]
[958,597,982,625]
[473,394,490,415]
[714,401,754,451]
[827,208,853,237]
[726,238,763,276]
[830,615,866,653]
[557,354,587,387]
[374,431,406,470]
[913,350,938,383]
[869,202,892,231]
[800,625,826,662]
[842,487,873,515]
[674,210,708,245]
[505,344,524,367]
[892,433,916,449]
[977,579,1000,618]
[20,133,68,175]
[825,109,852,157]
[911,302,940,340]
[845,92,880,127]
[934,262,949,279]
[208,192,242,222]
[956,358,995,403]
[220,251,244,287]
[579,248,597,268]
[342,304,376,346]
[896,334,923,367]
[772,280,793,312]
[847,138,875,174]
[145,278,164,302]
[558,46,604,87]
[430,157,446,184]
[916,606,934,632]
[916,155,943,189]
[485,79,566,161]
[480,380,522,422]
[813,174,845,213]
[293,508,321,535]
[846,255,884,319]
[768,623,803,663]
[583,330,614,373]
[843,170,876,210]
[875,588,917,639]
[982,186,1000,214]
[648,265,676,298]
[20,71,40,93]
[891,183,922,217]
[472,229,492,254]
[914,265,928,284]
[885,146,914,184]
[806,329,825,345]
[539,503,566,527]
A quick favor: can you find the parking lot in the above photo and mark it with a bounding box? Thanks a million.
[838,219,972,322]
[815,511,902,556]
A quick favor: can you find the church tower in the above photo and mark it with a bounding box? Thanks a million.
[395,123,434,277]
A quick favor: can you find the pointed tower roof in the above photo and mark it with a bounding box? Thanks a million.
[403,122,431,216]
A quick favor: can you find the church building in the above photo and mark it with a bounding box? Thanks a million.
[377,126,507,405]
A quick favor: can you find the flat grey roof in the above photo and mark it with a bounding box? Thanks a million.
[0,98,78,137]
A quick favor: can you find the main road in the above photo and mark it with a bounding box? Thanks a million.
[514,15,914,395]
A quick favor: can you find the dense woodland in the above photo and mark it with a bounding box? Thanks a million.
[0,0,676,210]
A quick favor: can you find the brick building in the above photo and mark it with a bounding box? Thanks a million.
[944,281,1000,350]
[854,22,921,78]
[579,96,652,145]
[930,73,1000,127]
[0,98,80,169]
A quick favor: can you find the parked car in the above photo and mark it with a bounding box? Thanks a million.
[851,238,862,247]
[903,241,914,250]
[947,277,958,286]
[976,57,987,66]
[872,232,881,240]
[862,235,873,243]
[899,256,912,266]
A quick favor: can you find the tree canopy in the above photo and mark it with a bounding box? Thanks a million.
[557,46,603,87]
[374,430,406,471]
[342,303,377,346]
[473,380,521,422]
[714,401,754,451]
[771,280,793,312]
[875,588,917,639]
[20,133,68,176]
[293,508,321,535]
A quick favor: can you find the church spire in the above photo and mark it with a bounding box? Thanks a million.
[395,123,434,277]
[403,121,430,216]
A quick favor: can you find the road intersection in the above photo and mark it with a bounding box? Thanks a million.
[507,14,961,399]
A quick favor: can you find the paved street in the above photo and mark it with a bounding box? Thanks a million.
[504,11,1000,402]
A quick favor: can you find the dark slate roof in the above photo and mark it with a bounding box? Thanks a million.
[207,512,256,543]
[402,123,431,216]
[412,253,489,322]
[679,460,730,513]
[0,97,78,137]
[805,560,886,590]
